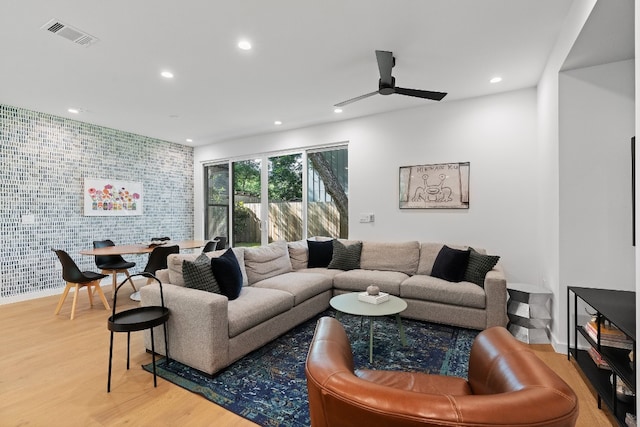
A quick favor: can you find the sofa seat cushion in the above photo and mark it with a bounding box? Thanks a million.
[227,287,294,338]
[295,268,343,279]
[360,241,420,275]
[400,275,486,309]
[332,270,409,295]
[252,272,333,306]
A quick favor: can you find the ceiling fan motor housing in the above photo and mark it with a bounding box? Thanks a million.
[378,77,396,95]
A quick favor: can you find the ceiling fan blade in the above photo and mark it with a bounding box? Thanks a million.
[375,50,394,86]
[334,90,379,107]
[394,87,447,101]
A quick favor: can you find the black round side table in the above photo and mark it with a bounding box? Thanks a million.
[107,273,170,392]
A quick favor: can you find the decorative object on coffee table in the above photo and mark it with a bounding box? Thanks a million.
[507,282,551,344]
[358,285,389,304]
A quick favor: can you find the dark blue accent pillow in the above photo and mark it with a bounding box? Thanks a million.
[210,249,243,300]
[431,245,470,283]
[307,239,334,268]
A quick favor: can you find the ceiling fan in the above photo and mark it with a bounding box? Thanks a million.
[334,50,447,108]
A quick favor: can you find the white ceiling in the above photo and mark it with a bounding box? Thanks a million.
[0,0,628,147]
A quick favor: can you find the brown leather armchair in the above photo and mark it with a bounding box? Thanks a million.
[305,317,578,427]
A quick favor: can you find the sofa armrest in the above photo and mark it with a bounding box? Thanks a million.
[141,283,231,375]
[483,263,508,328]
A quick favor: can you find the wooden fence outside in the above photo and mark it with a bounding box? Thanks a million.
[234,201,340,243]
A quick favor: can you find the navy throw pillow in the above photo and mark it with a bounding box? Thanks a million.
[210,249,243,300]
[307,239,334,268]
[431,245,470,283]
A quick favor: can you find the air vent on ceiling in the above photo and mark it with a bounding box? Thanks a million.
[41,19,98,47]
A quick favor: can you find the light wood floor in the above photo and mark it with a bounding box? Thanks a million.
[1,283,616,426]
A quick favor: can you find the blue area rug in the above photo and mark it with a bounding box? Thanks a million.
[143,311,478,426]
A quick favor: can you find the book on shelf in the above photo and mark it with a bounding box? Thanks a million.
[587,346,611,370]
[583,321,634,350]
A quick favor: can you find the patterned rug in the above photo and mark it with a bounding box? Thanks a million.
[143,310,478,427]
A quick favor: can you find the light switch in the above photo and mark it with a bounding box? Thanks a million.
[359,213,375,223]
[22,214,35,225]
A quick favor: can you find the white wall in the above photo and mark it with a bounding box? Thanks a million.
[194,88,540,285]
[536,0,597,349]
[559,60,636,293]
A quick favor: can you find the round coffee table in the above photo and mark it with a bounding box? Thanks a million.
[330,292,408,363]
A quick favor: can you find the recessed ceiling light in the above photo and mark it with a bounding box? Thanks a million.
[161,71,174,79]
[238,40,252,50]
[186,138,193,143]
[334,108,343,114]
[68,108,79,114]
[274,120,282,126]
[490,77,502,84]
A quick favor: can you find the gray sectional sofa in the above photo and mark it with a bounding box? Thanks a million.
[141,239,507,376]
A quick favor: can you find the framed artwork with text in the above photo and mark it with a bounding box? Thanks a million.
[399,162,470,209]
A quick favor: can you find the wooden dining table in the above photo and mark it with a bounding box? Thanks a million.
[79,240,209,256]
[80,240,209,301]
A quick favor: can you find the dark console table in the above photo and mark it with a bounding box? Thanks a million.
[567,286,636,426]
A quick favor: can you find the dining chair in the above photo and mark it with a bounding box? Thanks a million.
[52,249,111,320]
[144,245,180,279]
[213,236,227,249]
[93,239,137,297]
[151,236,171,242]
[202,239,220,253]
[129,245,179,302]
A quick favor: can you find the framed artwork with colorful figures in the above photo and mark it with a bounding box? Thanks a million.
[83,178,143,216]
[399,162,470,209]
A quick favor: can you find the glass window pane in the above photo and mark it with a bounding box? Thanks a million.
[268,153,302,242]
[307,147,349,238]
[232,159,261,247]
[205,163,229,244]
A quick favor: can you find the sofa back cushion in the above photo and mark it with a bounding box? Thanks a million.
[417,242,483,276]
[288,240,309,270]
[359,241,420,275]
[167,247,247,287]
[243,240,293,285]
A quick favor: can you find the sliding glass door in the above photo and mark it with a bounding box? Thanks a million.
[268,153,303,242]
[232,159,262,247]
[204,163,229,244]
[307,147,349,238]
